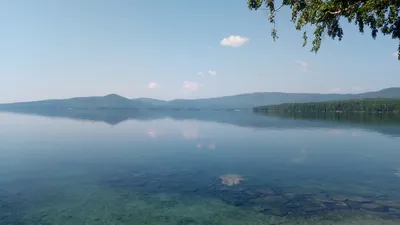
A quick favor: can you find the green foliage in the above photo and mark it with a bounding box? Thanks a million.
[253,98,400,113]
[248,0,400,59]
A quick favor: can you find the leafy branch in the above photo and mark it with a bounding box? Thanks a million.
[248,0,400,60]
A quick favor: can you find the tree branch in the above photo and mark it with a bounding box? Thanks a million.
[273,3,285,13]
[329,1,364,15]
[261,3,284,13]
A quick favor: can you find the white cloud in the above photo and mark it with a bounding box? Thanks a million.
[147,82,159,89]
[197,72,204,76]
[393,51,399,57]
[220,35,249,47]
[208,70,217,76]
[295,60,309,72]
[183,81,200,91]
[331,88,341,93]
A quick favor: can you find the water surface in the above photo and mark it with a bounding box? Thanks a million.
[1,111,400,224]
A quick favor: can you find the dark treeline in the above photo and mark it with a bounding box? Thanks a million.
[253,98,400,113]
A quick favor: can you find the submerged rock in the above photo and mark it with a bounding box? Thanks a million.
[283,192,298,201]
[331,195,349,202]
[312,195,336,204]
[301,201,326,213]
[346,196,372,203]
[334,201,349,209]
[389,207,400,217]
[285,201,301,209]
[346,201,363,210]
[250,195,289,206]
[376,200,400,209]
[361,203,388,212]
[267,207,289,217]
[255,188,276,196]
[249,198,289,216]
[220,174,245,186]
[249,195,289,216]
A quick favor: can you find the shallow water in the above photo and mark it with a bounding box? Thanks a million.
[1,110,400,224]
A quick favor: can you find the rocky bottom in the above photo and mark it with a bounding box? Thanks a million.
[1,169,400,225]
[105,169,400,220]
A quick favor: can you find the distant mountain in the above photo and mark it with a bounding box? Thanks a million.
[0,94,149,110]
[1,87,400,110]
[134,98,168,106]
[133,87,400,109]
[358,87,400,98]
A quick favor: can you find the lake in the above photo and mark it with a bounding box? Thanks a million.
[1,110,400,225]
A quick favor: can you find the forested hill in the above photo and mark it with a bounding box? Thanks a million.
[253,99,400,113]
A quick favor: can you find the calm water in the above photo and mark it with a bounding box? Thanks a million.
[1,110,400,224]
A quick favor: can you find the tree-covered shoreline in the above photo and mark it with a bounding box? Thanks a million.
[253,98,400,113]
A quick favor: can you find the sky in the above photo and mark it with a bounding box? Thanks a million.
[0,0,399,103]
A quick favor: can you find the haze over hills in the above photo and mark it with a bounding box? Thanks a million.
[1,87,400,110]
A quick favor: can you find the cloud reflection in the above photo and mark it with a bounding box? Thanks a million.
[351,131,361,137]
[394,168,400,178]
[146,129,157,138]
[292,146,308,164]
[196,142,217,150]
[327,129,343,135]
[182,127,199,139]
[208,143,216,149]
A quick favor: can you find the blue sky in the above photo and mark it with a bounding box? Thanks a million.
[0,0,399,103]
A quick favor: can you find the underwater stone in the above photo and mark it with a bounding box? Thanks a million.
[300,200,326,213]
[312,195,336,204]
[266,207,289,217]
[330,195,349,201]
[255,188,276,196]
[388,207,400,217]
[334,201,349,209]
[249,195,289,210]
[243,189,261,199]
[256,195,288,204]
[285,201,301,209]
[346,196,372,203]
[220,174,245,186]
[361,203,388,212]
[282,193,298,200]
[346,201,362,210]
[376,200,400,209]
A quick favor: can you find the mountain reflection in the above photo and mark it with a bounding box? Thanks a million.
[1,108,400,137]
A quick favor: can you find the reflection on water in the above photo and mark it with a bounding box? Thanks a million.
[2,108,400,137]
[1,109,400,224]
